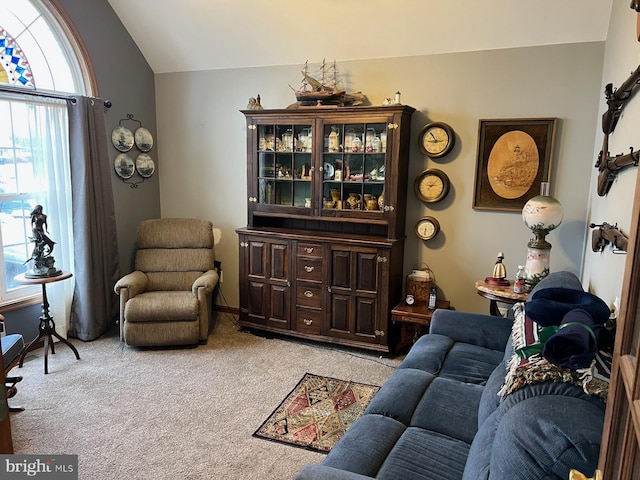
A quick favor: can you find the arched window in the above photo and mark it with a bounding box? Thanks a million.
[0,0,92,310]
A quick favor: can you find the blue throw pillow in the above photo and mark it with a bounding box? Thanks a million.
[542,309,601,369]
[525,288,610,327]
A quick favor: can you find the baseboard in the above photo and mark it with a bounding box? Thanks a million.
[215,305,239,315]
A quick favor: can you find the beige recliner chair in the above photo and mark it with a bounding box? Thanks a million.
[114,218,219,347]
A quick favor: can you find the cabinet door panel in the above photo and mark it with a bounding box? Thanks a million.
[329,294,351,333]
[271,243,289,281]
[355,297,377,337]
[269,284,290,325]
[356,252,378,292]
[242,237,291,328]
[248,242,266,278]
[247,281,267,323]
[331,250,351,288]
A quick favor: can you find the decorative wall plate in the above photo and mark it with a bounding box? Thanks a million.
[114,153,135,179]
[135,153,155,178]
[112,126,134,152]
[134,127,154,152]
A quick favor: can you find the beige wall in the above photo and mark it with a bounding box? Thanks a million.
[156,42,605,314]
[582,4,640,313]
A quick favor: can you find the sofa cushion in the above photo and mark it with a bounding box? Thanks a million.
[411,377,483,444]
[366,370,482,445]
[376,427,471,480]
[1,333,24,366]
[438,343,504,384]
[124,291,199,322]
[464,381,605,480]
[399,333,455,375]
[321,414,406,477]
[364,369,435,425]
[465,393,604,480]
[401,333,503,384]
[324,413,472,480]
[477,361,506,427]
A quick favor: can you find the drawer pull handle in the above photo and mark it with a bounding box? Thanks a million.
[303,318,313,326]
[304,247,314,254]
[304,290,313,298]
[304,265,314,273]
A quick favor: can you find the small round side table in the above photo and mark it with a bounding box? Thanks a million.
[14,271,80,374]
[475,280,528,316]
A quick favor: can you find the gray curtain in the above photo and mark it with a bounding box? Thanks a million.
[66,96,120,341]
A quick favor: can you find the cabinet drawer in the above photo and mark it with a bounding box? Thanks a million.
[297,243,322,257]
[296,307,321,335]
[297,283,322,308]
[296,257,323,282]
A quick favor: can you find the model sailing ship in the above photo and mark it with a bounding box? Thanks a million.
[289,60,365,107]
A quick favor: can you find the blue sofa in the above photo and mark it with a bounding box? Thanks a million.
[295,272,607,480]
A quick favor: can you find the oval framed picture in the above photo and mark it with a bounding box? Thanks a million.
[135,153,156,178]
[114,153,135,179]
[111,126,134,152]
[134,127,154,152]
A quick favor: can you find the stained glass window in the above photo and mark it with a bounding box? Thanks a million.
[0,0,80,93]
[0,26,35,88]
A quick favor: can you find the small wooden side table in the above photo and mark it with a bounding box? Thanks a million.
[475,280,528,316]
[14,271,80,374]
[391,300,451,352]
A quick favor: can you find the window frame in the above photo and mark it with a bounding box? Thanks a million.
[0,0,95,310]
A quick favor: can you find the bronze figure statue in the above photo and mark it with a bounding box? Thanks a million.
[25,205,61,278]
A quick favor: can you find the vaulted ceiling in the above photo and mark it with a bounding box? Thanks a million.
[106,0,612,74]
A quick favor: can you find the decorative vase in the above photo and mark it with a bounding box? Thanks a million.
[347,193,361,209]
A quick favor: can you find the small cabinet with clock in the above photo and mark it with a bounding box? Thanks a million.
[237,105,415,353]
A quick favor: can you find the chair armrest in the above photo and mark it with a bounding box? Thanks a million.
[429,309,513,351]
[114,271,148,297]
[192,269,219,295]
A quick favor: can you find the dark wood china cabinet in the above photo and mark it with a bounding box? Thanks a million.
[237,105,414,352]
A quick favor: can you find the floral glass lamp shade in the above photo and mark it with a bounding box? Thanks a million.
[522,182,564,289]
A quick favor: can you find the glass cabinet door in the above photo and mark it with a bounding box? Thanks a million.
[257,123,313,208]
[321,122,387,213]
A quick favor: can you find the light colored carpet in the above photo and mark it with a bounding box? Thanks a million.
[8,312,402,479]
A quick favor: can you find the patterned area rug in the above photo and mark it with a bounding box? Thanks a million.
[253,373,380,453]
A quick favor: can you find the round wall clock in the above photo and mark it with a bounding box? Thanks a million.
[418,122,455,158]
[415,216,440,241]
[414,168,450,203]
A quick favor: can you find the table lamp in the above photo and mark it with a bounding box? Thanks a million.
[522,182,564,290]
